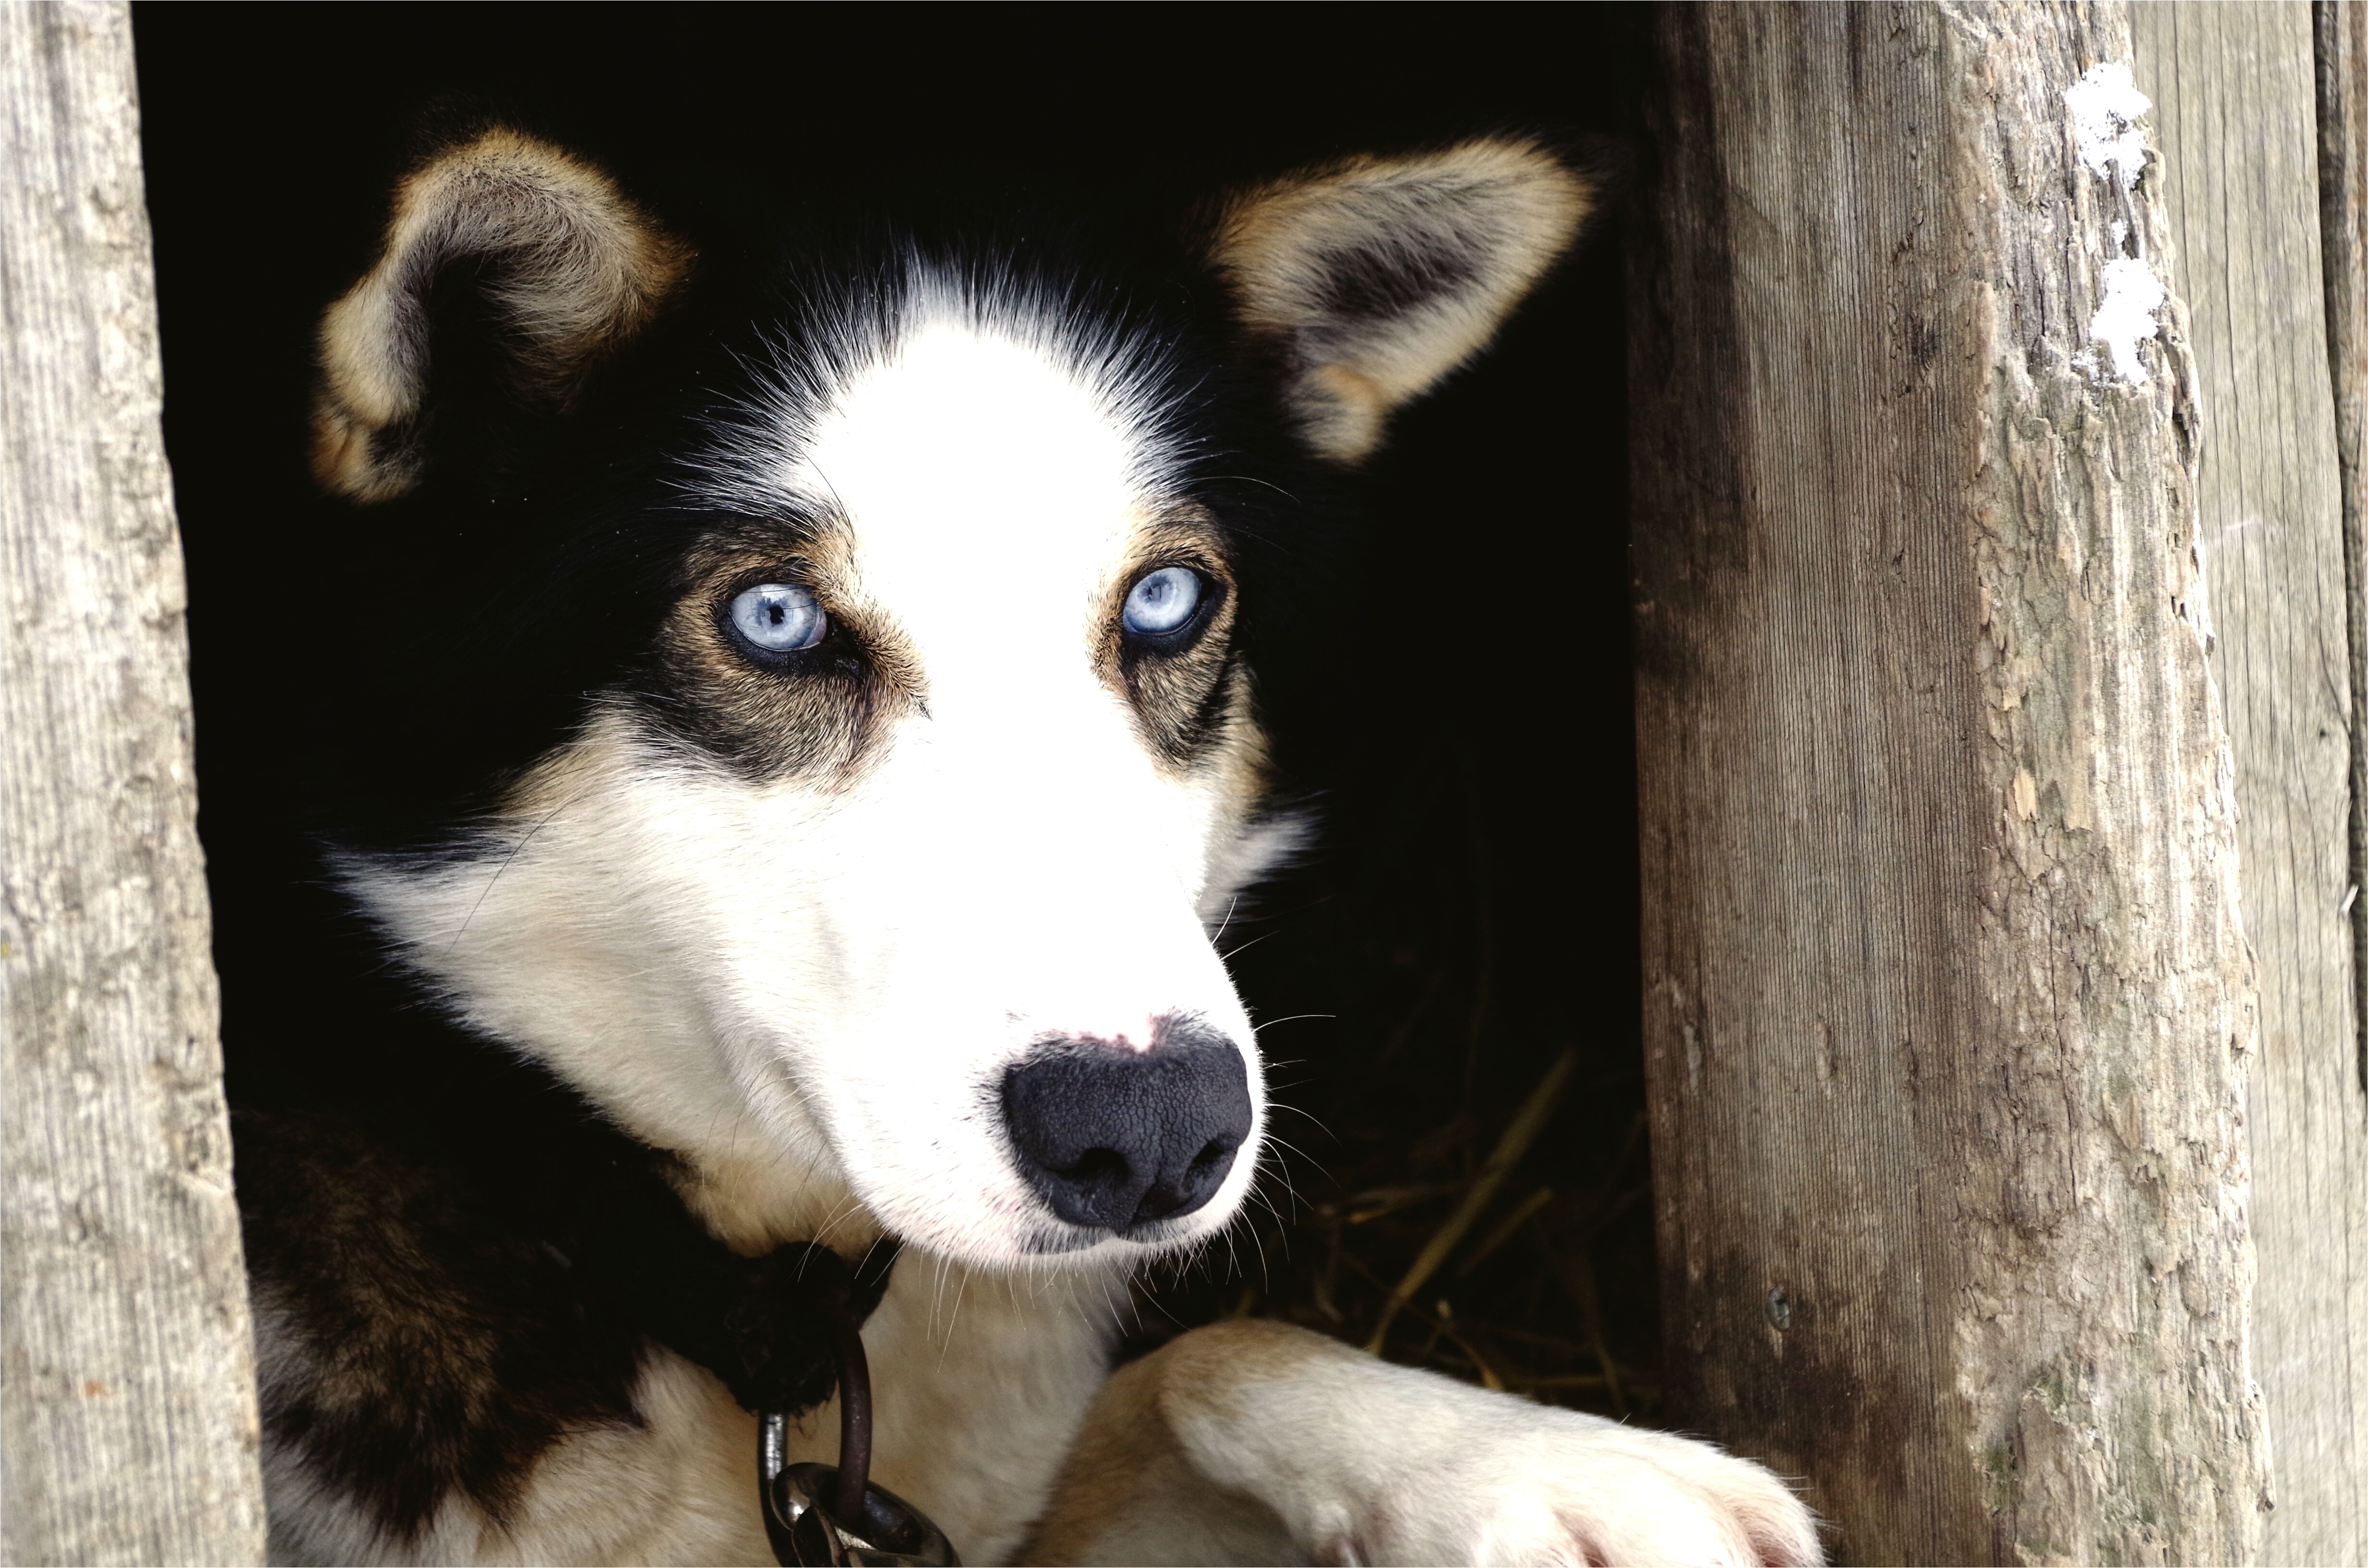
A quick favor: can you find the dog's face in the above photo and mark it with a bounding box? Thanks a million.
[314,132,1590,1270]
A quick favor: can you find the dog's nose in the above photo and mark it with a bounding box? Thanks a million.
[1000,1022,1253,1232]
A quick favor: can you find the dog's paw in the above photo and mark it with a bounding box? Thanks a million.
[1309,1400,1821,1567]
[1133,1321,1819,1568]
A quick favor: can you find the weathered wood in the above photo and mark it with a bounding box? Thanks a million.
[0,3,267,1562]
[2132,8,2368,1561]
[1629,4,2265,1562]
[2320,0,2368,1151]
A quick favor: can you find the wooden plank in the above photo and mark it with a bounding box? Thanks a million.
[0,3,267,1562]
[2132,8,2368,1561]
[1628,4,2265,1561]
[2320,0,2368,1229]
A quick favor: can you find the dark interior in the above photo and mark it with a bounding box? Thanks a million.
[132,2,1657,1418]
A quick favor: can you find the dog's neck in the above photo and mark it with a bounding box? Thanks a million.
[663,1129,877,1259]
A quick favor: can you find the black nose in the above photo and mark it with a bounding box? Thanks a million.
[1000,1021,1254,1232]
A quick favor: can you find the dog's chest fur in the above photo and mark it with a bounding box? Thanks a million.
[250,1152,1110,1568]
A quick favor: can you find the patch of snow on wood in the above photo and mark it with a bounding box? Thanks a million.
[2063,61,2165,385]
[2066,61,2152,188]
[2088,256,2168,384]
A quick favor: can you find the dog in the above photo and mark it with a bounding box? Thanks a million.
[228,123,1822,1566]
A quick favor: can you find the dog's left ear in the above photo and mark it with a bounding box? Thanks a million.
[312,128,694,503]
[1210,137,1596,463]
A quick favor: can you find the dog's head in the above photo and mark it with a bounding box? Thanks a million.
[314,130,1592,1269]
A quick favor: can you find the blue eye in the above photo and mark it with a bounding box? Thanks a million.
[726,583,827,655]
[1122,566,1203,637]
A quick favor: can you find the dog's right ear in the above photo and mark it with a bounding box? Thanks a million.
[312,129,693,504]
[1208,137,1594,465]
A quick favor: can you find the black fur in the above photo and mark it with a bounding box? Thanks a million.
[1308,234,1481,324]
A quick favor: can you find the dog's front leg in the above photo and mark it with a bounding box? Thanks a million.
[1020,1320,1822,1567]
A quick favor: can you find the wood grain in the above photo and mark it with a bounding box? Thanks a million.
[0,3,267,1562]
[1628,4,2265,1561]
[2133,8,2368,1560]
[2319,0,2368,1198]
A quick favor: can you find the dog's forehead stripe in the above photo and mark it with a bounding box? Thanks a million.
[805,323,1141,581]
[685,266,1193,557]
[794,319,1162,702]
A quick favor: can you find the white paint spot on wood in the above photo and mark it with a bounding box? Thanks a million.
[2087,257,2168,384]
[2061,63,2166,388]
[2066,61,2152,189]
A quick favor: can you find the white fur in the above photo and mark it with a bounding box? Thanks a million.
[1167,1347,1818,1567]
[1027,1322,1821,1568]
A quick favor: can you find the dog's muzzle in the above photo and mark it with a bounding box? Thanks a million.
[999,1021,1251,1233]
